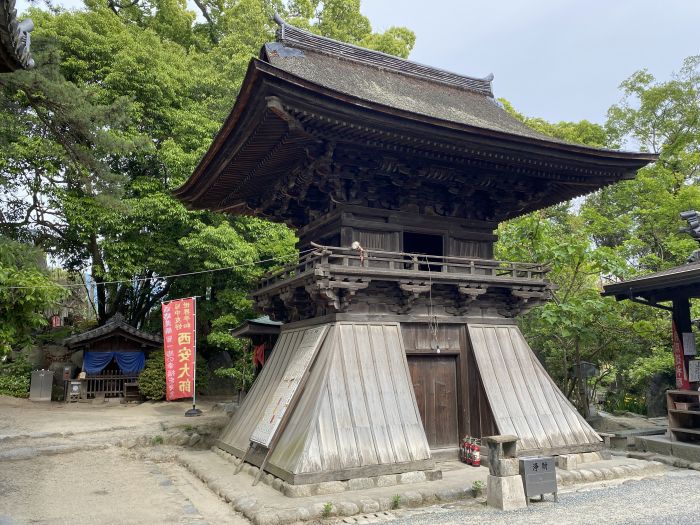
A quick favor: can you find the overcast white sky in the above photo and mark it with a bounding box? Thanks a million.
[17,0,699,124]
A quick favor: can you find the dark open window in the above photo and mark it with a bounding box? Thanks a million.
[403,232,443,271]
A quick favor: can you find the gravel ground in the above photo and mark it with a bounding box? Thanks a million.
[384,469,700,525]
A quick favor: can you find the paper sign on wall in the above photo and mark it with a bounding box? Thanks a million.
[683,332,697,356]
[689,360,700,383]
[250,325,328,447]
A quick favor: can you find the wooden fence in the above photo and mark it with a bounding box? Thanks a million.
[85,370,139,398]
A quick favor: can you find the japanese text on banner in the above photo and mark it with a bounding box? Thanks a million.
[162,298,195,400]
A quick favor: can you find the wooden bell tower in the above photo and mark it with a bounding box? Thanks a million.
[176,16,655,484]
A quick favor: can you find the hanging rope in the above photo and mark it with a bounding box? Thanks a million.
[424,254,440,353]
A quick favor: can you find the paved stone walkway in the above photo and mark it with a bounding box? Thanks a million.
[175,448,668,525]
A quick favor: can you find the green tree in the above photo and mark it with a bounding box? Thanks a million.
[496,56,700,415]
[0,237,65,354]
[582,56,700,274]
[1,1,414,374]
[496,98,675,415]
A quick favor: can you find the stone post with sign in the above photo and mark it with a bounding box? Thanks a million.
[484,435,527,510]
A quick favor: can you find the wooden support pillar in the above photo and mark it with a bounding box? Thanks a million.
[672,297,692,388]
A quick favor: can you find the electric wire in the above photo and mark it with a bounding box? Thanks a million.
[0,248,316,290]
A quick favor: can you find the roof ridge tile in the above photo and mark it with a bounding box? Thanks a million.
[273,13,493,97]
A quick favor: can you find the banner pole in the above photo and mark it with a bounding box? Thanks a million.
[185,296,202,417]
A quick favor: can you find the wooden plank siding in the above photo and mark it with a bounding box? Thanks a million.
[217,327,310,456]
[218,321,433,484]
[467,324,601,454]
[401,323,498,445]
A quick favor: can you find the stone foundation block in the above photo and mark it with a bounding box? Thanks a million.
[493,457,520,476]
[376,474,398,487]
[295,507,311,521]
[359,499,380,513]
[377,497,392,511]
[282,483,314,498]
[486,474,526,511]
[271,478,283,491]
[337,501,359,516]
[402,491,423,507]
[315,481,347,495]
[556,454,580,470]
[425,469,443,481]
[252,510,279,525]
[435,487,465,501]
[348,477,375,491]
[399,471,426,484]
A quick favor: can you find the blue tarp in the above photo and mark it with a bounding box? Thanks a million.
[83,351,145,374]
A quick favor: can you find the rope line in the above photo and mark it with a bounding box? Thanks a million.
[0,249,314,290]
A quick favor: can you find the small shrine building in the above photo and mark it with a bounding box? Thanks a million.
[604,258,700,443]
[176,16,656,484]
[231,315,282,375]
[64,314,162,399]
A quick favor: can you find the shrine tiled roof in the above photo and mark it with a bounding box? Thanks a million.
[603,262,700,302]
[272,13,493,96]
[64,313,163,348]
[174,16,657,224]
[264,15,561,144]
[263,16,624,148]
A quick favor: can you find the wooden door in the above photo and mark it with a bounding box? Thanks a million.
[407,355,459,449]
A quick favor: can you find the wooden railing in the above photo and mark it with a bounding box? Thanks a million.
[85,371,139,398]
[257,245,550,290]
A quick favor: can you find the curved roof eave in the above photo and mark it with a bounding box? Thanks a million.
[175,57,657,207]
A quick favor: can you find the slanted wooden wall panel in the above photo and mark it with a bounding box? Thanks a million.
[467,324,602,454]
[217,328,308,456]
[218,321,433,484]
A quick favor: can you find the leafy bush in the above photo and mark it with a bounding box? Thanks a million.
[138,350,210,401]
[138,351,166,400]
[213,355,254,392]
[0,357,32,397]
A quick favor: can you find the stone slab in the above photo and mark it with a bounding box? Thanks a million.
[635,435,700,463]
[486,474,526,511]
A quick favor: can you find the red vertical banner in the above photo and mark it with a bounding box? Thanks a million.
[162,298,196,400]
[672,321,690,390]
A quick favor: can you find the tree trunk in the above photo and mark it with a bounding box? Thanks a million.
[89,234,108,324]
[574,338,590,418]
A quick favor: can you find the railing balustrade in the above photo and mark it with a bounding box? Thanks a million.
[257,245,550,290]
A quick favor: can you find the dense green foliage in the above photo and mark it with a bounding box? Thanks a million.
[497,56,700,414]
[0,237,65,355]
[0,356,32,397]
[138,350,166,400]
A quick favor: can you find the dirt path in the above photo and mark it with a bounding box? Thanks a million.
[0,396,247,524]
[0,447,248,525]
